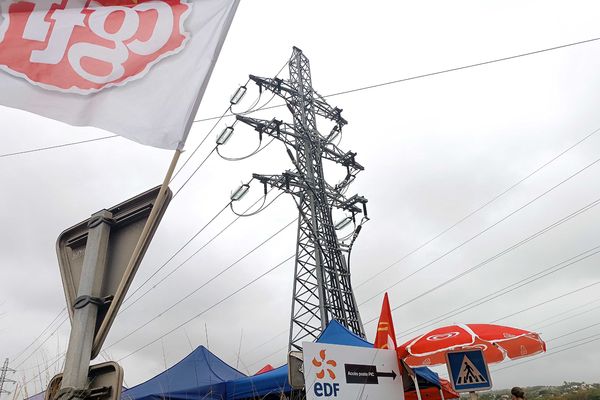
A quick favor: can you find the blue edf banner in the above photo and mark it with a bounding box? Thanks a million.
[446,349,492,392]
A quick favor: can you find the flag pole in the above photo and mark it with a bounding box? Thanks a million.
[93,149,181,351]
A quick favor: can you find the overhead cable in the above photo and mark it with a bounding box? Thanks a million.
[11,307,66,362]
[359,154,600,308]
[106,218,297,349]
[13,315,69,369]
[396,244,600,339]
[531,299,600,330]
[119,201,233,311]
[362,194,600,326]
[119,190,278,314]
[490,279,600,324]
[4,36,600,158]
[116,254,295,361]
[356,125,600,289]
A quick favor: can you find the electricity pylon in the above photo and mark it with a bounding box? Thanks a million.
[232,47,368,350]
[0,359,15,397]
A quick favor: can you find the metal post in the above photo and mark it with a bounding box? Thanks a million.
[469,391,479,400]
[59,210,113,399]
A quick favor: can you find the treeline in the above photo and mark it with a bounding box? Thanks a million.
[476,382,600,400]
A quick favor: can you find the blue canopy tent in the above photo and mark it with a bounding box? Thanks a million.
[122,346,245,400]
[225,321,443,400]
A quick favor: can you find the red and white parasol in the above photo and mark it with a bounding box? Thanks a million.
[397,323,546,366]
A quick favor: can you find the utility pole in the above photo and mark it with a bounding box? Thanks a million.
[229,47,368,351]
[0,359,15,397]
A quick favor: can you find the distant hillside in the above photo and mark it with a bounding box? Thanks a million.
[476,382,600,400]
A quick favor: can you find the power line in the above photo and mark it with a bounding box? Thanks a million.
[13,315,69,370]
[106,218,296,349]
[323,36,600,99]
[119,191,279,314]
[4,36,600,158]
[359,153,600,308]
[173,147,218,198]
[15,352,64,373]
[16,350,65,394]
[356,125,600,289]
[11,308,66,362]
[194,37,600,123]
[395,244,600,339]
[490,279,600,324]
[361,194,600,326]
[0,135,117,159]
[119,201,232,310]
[246,341,287,370]
[171,108,232,183]
[117,254,295,361]
[242,328,287,360]
[546,321,600,343]
[532,299,600,330]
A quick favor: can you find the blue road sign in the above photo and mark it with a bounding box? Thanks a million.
[446,349,492,392]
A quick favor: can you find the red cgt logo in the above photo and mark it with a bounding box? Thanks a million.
[0,0,190,94]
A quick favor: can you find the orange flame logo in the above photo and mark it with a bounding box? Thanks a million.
[312,349,337,380]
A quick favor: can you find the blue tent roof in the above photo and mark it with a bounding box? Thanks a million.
[226,321,371,400]
[316,320,372,348]
[26,392,44,400]
[122,346,245,400]
[413,367,441,389]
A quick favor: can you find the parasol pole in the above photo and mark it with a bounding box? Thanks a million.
[413,375,422,400]
[439,388,445,400]
[401,359,423,400]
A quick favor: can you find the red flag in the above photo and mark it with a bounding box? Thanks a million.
[374,293,398,350]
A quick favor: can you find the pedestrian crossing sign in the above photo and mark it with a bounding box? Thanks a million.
[446,349,492,392]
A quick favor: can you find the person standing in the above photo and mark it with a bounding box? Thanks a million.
[511,387,526,400]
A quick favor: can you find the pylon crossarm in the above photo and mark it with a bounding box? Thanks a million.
[236,115,301,144]
[311,91,347,125]
[252,172,364,215]
[236,115,364,177]
[248,74,346,126]
[249,75,297,102]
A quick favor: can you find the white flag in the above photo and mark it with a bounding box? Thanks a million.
[0,0,239,149]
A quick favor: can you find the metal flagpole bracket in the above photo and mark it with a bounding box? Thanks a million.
[72,295,113,310]
[87,215,115,229]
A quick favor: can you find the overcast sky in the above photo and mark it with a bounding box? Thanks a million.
[2,0,600,397]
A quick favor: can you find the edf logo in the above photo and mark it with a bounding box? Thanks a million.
[314,382,340,397]
[312,349,340,397]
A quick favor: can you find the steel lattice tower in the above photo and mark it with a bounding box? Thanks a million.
[0,359,15,397]
[233,47,368,350]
